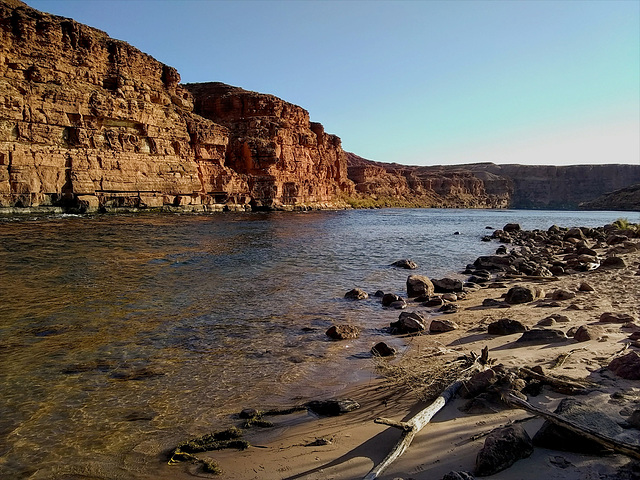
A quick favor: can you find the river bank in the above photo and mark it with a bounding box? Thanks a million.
[171,221,640,480]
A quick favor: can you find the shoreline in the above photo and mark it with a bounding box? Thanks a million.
[161,221,640,480]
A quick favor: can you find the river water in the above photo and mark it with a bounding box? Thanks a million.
[0,208,634,479]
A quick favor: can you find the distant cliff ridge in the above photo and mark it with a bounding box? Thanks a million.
[346,154,640,210]
[0,0,637,213]
[579,184,640,212]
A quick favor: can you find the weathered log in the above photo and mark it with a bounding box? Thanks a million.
[507,394,640,460]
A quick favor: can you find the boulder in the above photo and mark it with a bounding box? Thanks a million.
[599,312,636,324]
[433,277,464,293]
[391,259,418,269]
[551,289,576,301]
[608,352,640,380]
[503,223,521,233]
[371,342,396,357]
[533,398,622,454]
[573,325,604,342]
[474,256,513,271]
[430,319,459,333]
[407,275,434,298]
[488,318,527,335]
[381,293,402,307]
[504,285,544,304]
[516,329,568,344]
[599,256,626,269]
[475,425,533,476]
[390,311,427,334]
[307,398,360,416]
[344,288,368,300]
[326,325,360,340]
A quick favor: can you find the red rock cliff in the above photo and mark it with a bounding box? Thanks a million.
[0,0,352,212]
[185,82,353,210]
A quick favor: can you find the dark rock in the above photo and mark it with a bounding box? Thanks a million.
[481,236,492,242]
[475,425,533,476]
[488,318,527,335]
[438,303,460,314]
[573,325,604,342]
[326,325,360,340]
[460,392,504,414]
[537,317,556,327]
[390,311,427,334]
[516,329,568,344]
[373,290,385,297]
[430,319,459,333]
[432,277,464,293]
[482,298,510,308]
[608,352,640,380]
[505,285,543,304]
[307,398,360,416]
[533,398,622,454]
[599,256,626,269]
[496,245,507,255]
[606,234,629,245]
[407,275,435,298]
[543,314,570,323]
[549,265,565,275]
[564,227,586,240]
[551,289,576,301]
[600,312,636,324]
[474,255,513,271]
[454,231,461,235]
[371,342,396,357]
[344,288,368,300]
[469,275,490,284]
[382,293,402,307]
[391,259,418,269]
[503,223,521,233]
[390,300,407,309]
[627,409,640,429]
[239,408,259,419]
[424,296,445,307]
[578,282,595,292]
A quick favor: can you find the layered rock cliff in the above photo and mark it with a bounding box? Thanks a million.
[346,154,640,210]
[0,0,351,212]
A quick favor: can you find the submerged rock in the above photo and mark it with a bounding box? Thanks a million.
[391,259,418,269]
[344,288,368,300]
[326,325,360,340]
[371,342,396,357]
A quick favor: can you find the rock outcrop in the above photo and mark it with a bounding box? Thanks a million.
[0,0,351,212]
[579,183,640,211]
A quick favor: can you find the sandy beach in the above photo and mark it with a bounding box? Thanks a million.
[166,224,640,480]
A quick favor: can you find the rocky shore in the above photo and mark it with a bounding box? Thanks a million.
[164,220,640,480]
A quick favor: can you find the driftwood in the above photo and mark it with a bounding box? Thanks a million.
[507,394,640,460]
[363,348,489,480]
[517,366,590,394]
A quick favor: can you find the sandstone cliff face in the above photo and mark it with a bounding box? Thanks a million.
[186,82,353,210]
[0,0,351,212]
[346,153,511,208]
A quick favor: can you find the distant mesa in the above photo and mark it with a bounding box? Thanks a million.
[1,0,638,213]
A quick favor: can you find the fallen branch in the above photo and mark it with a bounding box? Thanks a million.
[517,366,590,394]
[364,377,466,480]
[364,349,490,480]
[507,394,640,460]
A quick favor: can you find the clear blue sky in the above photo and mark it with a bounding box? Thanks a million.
[26,0,640,166]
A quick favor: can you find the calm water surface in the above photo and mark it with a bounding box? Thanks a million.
[0,208,634,478]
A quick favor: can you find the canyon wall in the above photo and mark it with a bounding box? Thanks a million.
[579,184,640,212]
[347,154,640,210]
[0,0,351,212]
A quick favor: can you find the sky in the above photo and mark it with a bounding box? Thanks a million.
[26,0,640,167]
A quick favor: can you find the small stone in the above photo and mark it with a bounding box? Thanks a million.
[552,289,576,301]
[608,352,640,380]
[537,317,556,327]
[424,296,444,307]
[371,342,396,357]
[391,259,418,269]
[460,369,497,398]
[475,425,533,476]
[438,303,459,314]
[516,329,568,344]
[344,288,368,300]
[382,293,402,306]
[600,312,636,324]
[488,318,527,335]
[505,285,544,304]
[307,398,360,416]
[430,319,459,333]
[573,325,604,342]
[326,325,360,340]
